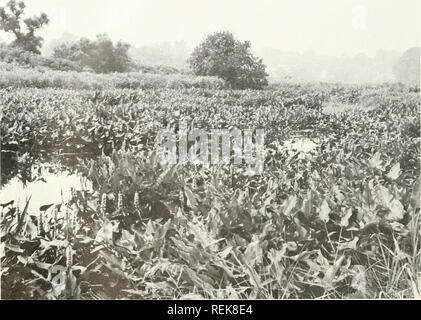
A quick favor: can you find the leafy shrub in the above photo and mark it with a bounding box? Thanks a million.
[0,44,82,71]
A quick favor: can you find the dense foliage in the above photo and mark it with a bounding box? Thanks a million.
[0,0,49,54]
[1,80,420,299]
[52,34,133,74]
[189,32,268,90]
[0,44,82,72]
[0,45,191,76]
[0,62,225,90]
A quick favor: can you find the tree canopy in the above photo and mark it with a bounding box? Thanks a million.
[52,34,133,73]
[0,0,49,54]
[189,31,268,89]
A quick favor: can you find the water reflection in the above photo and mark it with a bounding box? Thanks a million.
[0,164,92,214]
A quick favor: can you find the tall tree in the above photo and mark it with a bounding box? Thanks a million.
[189,31,268,90]
[0,0,49,54]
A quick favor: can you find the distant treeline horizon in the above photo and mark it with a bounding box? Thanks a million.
[0,29,419,85]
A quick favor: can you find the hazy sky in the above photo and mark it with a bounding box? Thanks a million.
[1,0,420,56]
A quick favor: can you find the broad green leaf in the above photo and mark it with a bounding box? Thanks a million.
[369,152,382,170]
[5,243,24,253]
[386,163,401,180]
[387,199,405,221]
[244,237,263,267]
[376,185,393,207]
